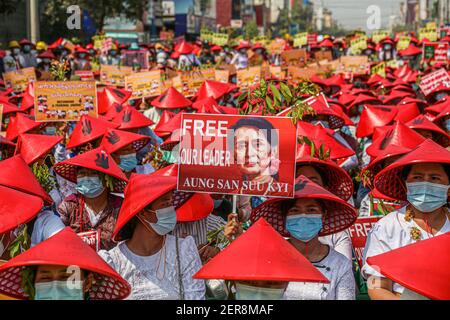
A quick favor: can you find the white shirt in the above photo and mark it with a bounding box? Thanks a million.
[99,235,205,300]
[362,207,450,294]
[144,107,163,129]
[178,54,201,69]
[284,248,356,300]
[31,210,65,247]
[231,53,248,70]
[319,230,353,261]
[84,204,104,227]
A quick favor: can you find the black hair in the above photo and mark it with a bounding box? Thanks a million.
[118,216,139,241]
[401,163,450,181]
[229,118,278,148]
[280,198,326,217]
[296,164,329,188]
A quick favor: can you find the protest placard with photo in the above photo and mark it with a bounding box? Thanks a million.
[314,50,333,62]
[100,65,133,87]
[125,70,162,99]
[237,66,262,90]
[177,114,297,198]
[287,66,319,83]
[34,81,97,122]
[3,67,37,93]
[215,69,230,83]
[122,50,150,70]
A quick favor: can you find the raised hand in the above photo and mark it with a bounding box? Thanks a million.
[95,152,110,169]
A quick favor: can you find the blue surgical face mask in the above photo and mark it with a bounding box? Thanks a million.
[44,126,57,136]
[35,280,84,300]
[43,58,51,64]
[78,53,87,59]
[406,182,450,213]
[286,214,323,242]
[235,283,285,300]
[435,92,448,101]
[76,176,105,199]
[444,119,450,131]
[119,153,138,172]
[145,206,177,236]
[12,48,21,55]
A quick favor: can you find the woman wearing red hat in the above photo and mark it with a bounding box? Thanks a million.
[101,128,153,179]
[177,40,201,69]
[99,173,205,300]
[36,50,56,73]
[71,47,92,73]
[0,228,131,300]
[231,42,250,70]
[194,218,329,300]
[362,140,450,300]
[249,176,357,300]
[53,147,128,251]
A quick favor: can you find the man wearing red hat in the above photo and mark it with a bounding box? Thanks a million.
[177,41,201,69]
[19,39,38,69]
[71,47,92,73]
[231,42,250,70]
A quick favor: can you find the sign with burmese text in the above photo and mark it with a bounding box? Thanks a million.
[177,114,297,198]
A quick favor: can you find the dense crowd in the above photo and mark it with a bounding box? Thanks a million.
[0,31,449,301]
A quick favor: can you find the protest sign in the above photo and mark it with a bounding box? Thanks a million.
[350,35,368,54]
[287,66,318,83]
[419,68,450,96]
[180,69,206,97]
[125,70,162,99]
[177,114,297,198]
[307,33,318,46]
[294,32,308,47]
[372,30,390,43]
[314,50,333,61]
[78,230,101,252]
[386,60,399,69]
[213,33,229,46]
[333,56,370,75]
[3,67,37,93]
[34,81,97,122]
[269,66,285,80]
[122,50,150,70]
[253,36,269,46]
[422,42,449,62]
[201,68,216,81]
[215,69,230,83]
[200,30,213,43]
[396,36,411,50]
[237,66,262,90]
[100,65,133,87]
[349,217,382,268]
[268,39,286,55]
[419,27,438,42]
[75,70,95,81]
[371,62,386,78]
[93,35,107,50]
[281,49,308,66]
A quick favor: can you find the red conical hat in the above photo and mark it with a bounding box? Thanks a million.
[367,74,386,86]
[16,134,62,165]
[296,144,354,201]
[20,83,34,111]
[38,50,55,60]
[97,87,132,115]
[0,155,52,204]
[0,186,43,234]
[100,129,150,154]
[381,90,414,104]
[196,80,236,101]
[160,130,181,151]
[374,139,450,200]
[400,97,427,109]
[337,92,356,106]
[154,164,214,222]
[67,115,119,150]
[361,144,413,188]
[319,38,334,48]
[112,106,154,130]
[297,121,355,161]
[192,96,219,111]
[348,94,380,109]
[53,147,128,193]
[426,97,449,116]
[47,37,63,50]
[433,104,450,123]
[368,122,426,158]
[251,176,357,237]
[103,103,125,121]
[112,173,177,240]
[0,228,131,300]
[0,136,15,148]
[393,103,420,123]
[398,44,422,56]
[0,100,22,115]
[356,105,398,138]
[193,218,330,283]
[367,233,450,300]
[6,113,41,141]
[154,110,175,133]
[407,115,449,147]
[303,94,348,129]
[153,112,183,138]
[175,40,194,55]
[151,87,192,110]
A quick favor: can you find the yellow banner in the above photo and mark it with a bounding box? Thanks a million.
[386,60,399,69]
[200,30,214,43]
[100,65,133,87]
[125,70,162,99]
[34,81,98,122]
[213,33,229,46]
[397,36,411,50]
[3,67,37,93]
[351,35,368,54]
[419,27,438,41]
[372,30,390,43]
[371,62,386,78]
[294,32,308,47]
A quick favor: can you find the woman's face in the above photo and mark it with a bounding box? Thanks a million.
[35,265,92,295]
[77,168,101,180]
[235,126,274,177]
[406,163,449,186]
[286,198,324,217]
[296,166,324,187]
[139,191,174,224]
[112,143,135,163]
